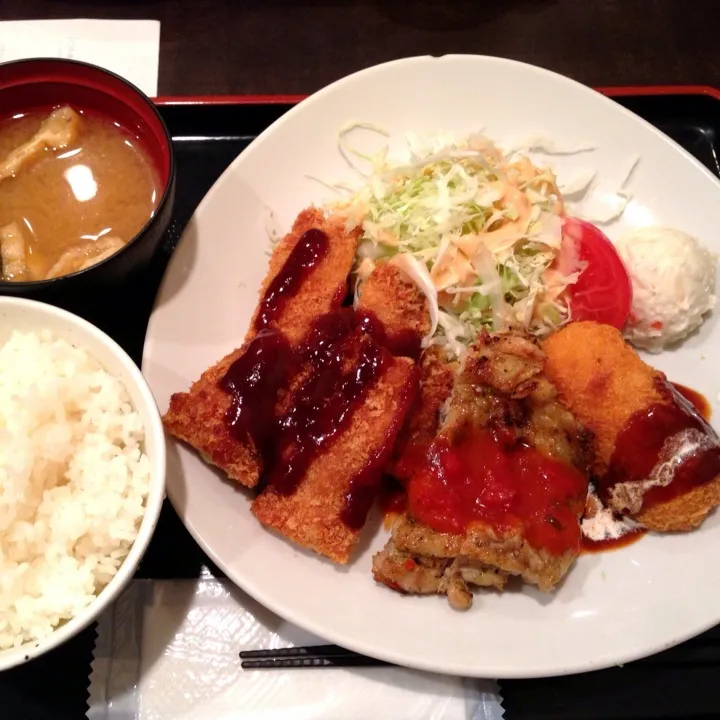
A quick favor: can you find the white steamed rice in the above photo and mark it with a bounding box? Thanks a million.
[0,329,150,650]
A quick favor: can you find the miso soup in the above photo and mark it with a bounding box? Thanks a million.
[0,106,160,281]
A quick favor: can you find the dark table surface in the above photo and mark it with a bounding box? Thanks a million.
[3,2,720,719]
[2,0,720,95]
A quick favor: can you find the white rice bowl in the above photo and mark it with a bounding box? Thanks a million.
[0,298,165,670]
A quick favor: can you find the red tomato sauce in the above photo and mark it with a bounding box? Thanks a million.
[406,429,588,555]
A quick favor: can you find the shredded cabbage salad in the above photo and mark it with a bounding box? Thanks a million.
[328,127,584,357]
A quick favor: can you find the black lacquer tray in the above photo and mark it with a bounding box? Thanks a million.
[4,87,720,720]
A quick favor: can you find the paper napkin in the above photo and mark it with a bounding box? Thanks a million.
[0,19,160,96]
[88,575,504,720]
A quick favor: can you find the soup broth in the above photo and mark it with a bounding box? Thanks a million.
[0,107,160,280]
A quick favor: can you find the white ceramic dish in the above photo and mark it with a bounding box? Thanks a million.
[143,55,720,678]
[0,297,166,672]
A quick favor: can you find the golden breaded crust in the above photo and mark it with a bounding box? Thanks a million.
[391,346,456,480]
[252,357,418,563]
[250,207,360,345]
[636,477,720,531]
[163,347,261,487]
[542,321,665,468]
[543,321,720,532]
[162,209,360,488]
[358,263,430,346]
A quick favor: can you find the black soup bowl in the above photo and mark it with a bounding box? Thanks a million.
[0,58,176,310]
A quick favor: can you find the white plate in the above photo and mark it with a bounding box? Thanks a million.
[143,56,720,678]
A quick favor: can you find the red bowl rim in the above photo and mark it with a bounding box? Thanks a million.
[0,57,176,287]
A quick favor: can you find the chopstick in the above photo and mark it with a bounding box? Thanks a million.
[240,644,392,669]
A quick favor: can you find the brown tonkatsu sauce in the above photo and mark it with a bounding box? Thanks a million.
[673,383,711,421]
[580,529,646,554]
[600,380,720,512]
[219,228,421,529]
[358,308,423,360]
[267,310,388,496]
[340,370,418,529]
[254,228,329,330]
[219,329,293,464]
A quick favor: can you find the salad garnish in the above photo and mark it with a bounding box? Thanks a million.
[331,127,582,356]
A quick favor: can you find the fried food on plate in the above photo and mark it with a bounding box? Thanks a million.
[373,515,507,610]
[357,261,452,480]
[248,208,361,344]
[390,345,456,481]
[163,345,259,484]
[163,208,360,488]
[543,321,720,532]
[252,351,418,563]
[542,322,663,470]
[357,262,430,356]
[250,260,438,563]
[373,331,593,608]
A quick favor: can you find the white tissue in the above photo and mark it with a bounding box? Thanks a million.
[0,20,160,96]
[88,575,504,720]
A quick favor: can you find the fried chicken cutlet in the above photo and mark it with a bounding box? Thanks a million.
[355,260,458,483]
[357,262,431,357]
[543,321,720,532]
[251,261,430,563]
[373,331,594,608]
[166,223,434,564]
[252,352,418,563]
[163,208,360,488]
[390,345,456,481]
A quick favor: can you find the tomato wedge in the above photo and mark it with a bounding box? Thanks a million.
[555,217,633,329]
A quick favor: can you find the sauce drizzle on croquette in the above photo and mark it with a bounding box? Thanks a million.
[602,380,720,513]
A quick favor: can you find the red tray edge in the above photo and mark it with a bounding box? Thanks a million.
[596,84,720,99]
[152,85,720,105]
[153,94,307,105]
